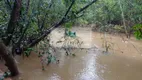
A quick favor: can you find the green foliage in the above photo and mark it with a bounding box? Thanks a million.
[72,53,76,57]
[24,48,34,57]
[1,0,142,42]
[64,22,73,30]
[0,71,11,80]
[79,0,142,27]
[35,38,57,68]
[0,0,98,49]
[133,24,142,40]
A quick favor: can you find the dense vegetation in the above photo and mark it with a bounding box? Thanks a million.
[0,0,97,77]
[83,0,142,38]
[0,0,142,78]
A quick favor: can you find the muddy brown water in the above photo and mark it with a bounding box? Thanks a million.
[3,28,142,80]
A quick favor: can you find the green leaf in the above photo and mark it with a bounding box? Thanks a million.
[133,24,142,40]
[65,22,73,30]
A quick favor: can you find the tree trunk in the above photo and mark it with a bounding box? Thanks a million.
[27,0,97,48]
[0,43,19,76]
[118,0,129,38]
[4,0,22,46]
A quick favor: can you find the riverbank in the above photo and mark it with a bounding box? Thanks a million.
[92,32,142,60]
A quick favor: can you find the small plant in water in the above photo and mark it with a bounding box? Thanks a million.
[101,33,113,53]
[34,37,57,70]
[57,28,83,56]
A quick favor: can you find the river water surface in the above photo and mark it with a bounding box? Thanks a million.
[17,27,142,80]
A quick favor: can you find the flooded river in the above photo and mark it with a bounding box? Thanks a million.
[16,27,142,80]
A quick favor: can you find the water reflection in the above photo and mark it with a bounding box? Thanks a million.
[77,54,100,80]
[47,73,61,80]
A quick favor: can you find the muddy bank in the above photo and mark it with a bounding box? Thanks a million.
[92,32,142,59]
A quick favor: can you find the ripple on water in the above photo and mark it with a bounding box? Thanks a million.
[74,51,102,80]
[47,73,61,80]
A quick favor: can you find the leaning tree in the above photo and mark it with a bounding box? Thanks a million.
[0,0,98,76]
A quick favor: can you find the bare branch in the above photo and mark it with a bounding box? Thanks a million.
[28,0,76,47]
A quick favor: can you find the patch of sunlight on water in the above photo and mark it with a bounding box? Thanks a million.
[47,73,61,80]
[76,54,100,80]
